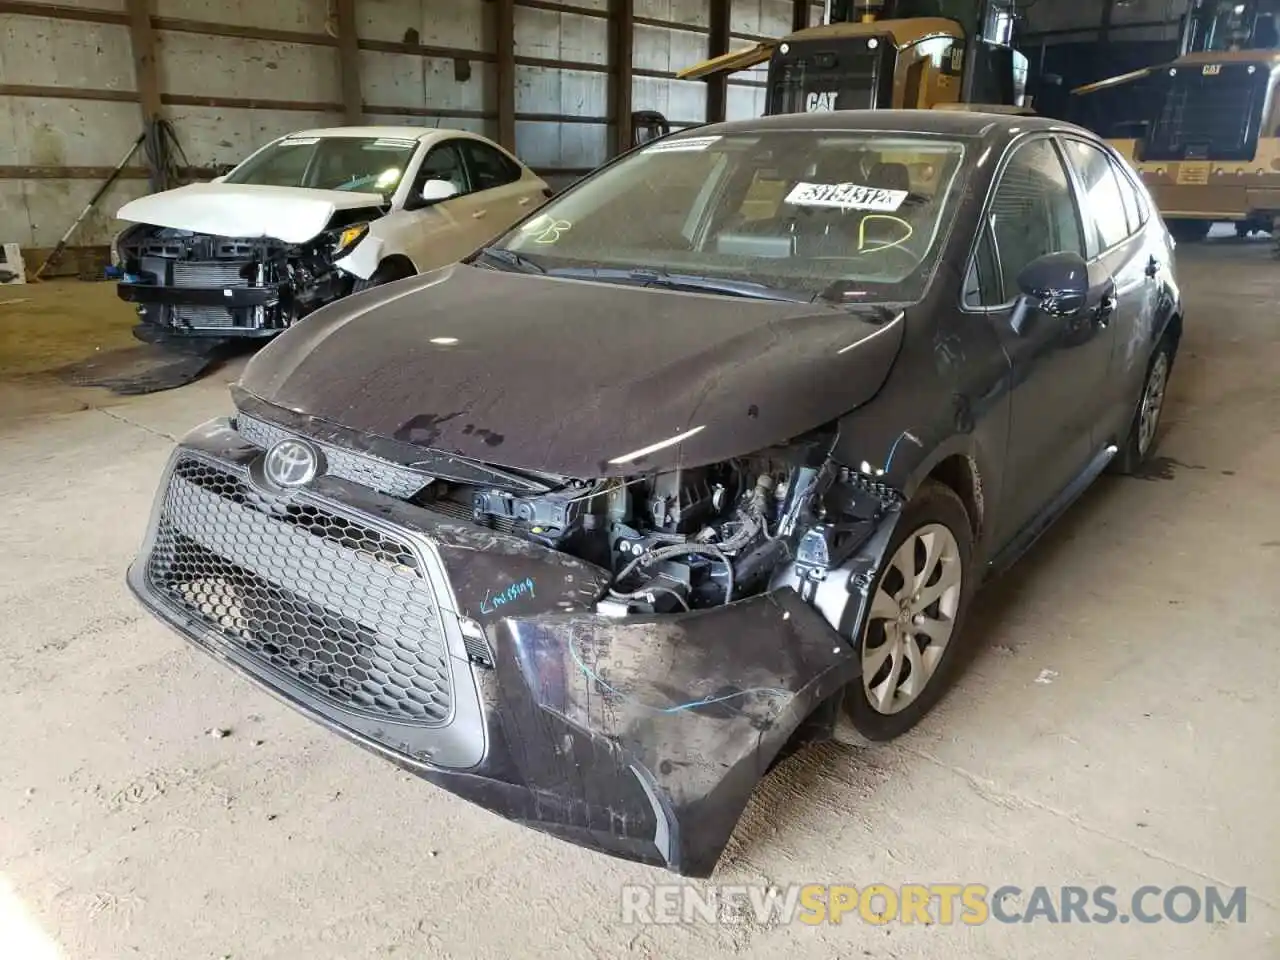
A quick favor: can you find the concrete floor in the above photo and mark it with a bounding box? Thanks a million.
[0,242,1276,959]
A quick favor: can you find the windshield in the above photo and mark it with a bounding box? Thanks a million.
[224,135,419,196]
[769,44,890,114]
[490,130,967,302]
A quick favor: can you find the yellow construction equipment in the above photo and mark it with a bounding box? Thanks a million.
[678,0,1031,115]
[1073,0,1280,246]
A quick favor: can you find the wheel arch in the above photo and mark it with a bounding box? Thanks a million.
[377,252,418,277]
[902,435,987,547]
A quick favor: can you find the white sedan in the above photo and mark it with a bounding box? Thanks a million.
[114,127,550,342]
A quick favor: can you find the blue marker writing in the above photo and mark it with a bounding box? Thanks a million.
[480,576,536,616]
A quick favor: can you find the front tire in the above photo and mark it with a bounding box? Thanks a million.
[837,480,975,744]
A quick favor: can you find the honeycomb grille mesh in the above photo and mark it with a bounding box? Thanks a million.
[147,455,455,725]
[236,415,431,500]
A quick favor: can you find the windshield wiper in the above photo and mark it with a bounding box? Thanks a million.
[549,266,813,303]
[474,246,546,274]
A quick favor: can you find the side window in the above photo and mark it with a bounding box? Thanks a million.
[1062,139,1132,252]
[415,142,468,195]
[461,140,522,191]
[1111,156,1148,233]
[963,228,1001,307]
[983,138,1085,305]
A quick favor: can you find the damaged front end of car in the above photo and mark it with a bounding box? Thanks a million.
[114,215,375,343]
[127,400,904,874]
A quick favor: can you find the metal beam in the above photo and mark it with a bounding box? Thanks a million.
[123,0,162,123]
[497,0,517,149]
[610,0,634,155]
[707,0,731,123]
[335,0,363,124]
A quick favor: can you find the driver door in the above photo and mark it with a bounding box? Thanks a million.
[397,140,487,272]
[968,136,1117,549]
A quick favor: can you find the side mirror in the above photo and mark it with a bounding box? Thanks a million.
[1016,251,1089,319]
[419,179,460,203]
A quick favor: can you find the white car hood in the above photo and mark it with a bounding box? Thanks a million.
[116,182,387,244]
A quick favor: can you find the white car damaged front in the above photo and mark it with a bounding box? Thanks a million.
[113,127,549,345]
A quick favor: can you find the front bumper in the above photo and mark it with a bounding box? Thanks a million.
[128,418,874,875]
[119,282,287,340]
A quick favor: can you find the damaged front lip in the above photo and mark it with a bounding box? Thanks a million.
[129,417,902,875]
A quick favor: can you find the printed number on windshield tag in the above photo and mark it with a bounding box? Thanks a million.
[784,182,909,212]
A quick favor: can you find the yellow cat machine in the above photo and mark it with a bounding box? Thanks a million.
[677,0,1031,115]
[1073,0,1280,246]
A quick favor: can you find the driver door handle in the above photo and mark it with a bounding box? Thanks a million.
[471,209,488,220]
[1093,292,1117,328]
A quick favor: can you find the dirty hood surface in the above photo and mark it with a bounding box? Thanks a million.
[116,182,386,244]
[239,263,906,477]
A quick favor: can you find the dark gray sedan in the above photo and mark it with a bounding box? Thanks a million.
[128,110,1182,876]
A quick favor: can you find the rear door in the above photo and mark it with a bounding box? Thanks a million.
[458,138,545,231]
[1058,136,1151,449]
[964,136,1115,547]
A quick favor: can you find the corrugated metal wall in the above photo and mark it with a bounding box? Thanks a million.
[0,0,824,264]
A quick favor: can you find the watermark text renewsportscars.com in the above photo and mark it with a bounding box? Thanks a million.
[620,884,1249,926]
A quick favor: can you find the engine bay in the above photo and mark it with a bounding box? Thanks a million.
[412,436,888,615]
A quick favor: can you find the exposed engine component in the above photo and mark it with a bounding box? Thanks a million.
[115,212,377,336]
[412,431,891,618]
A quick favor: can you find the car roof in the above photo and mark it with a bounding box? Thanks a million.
[688,109,1090,141]
[283,126,471,141]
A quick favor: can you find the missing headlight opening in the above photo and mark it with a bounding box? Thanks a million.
[406,430,895,620]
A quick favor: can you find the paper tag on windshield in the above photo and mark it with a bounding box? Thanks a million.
[646,135,721,154]
[784,181,908,212]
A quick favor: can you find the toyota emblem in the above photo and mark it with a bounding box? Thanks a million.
[263,438,320,488]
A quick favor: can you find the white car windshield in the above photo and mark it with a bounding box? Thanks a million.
[492,130,967,301]
[224,135,420,196]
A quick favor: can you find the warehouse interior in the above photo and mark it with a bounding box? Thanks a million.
[1,1,1278,958]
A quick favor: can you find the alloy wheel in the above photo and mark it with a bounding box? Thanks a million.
[1137,352,1169,457]
[861,523,964,715]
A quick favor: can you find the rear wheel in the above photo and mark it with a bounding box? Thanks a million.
[1112,337,1172,475]
[352,258,415,293]
[836,481,975,745]
[1167,218,1211,243]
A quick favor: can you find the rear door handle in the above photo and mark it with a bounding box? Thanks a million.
[518,196,533,206]
[471,209,488,219]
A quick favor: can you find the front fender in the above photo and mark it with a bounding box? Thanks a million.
[334,233,386,281]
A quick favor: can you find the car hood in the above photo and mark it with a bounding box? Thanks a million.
[238,264,907,478]
[116,182,386,244]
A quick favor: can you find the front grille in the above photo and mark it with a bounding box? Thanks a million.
[173,261,251,287]
[236,415,432,500]
[146,455,455,726]
[1143,64,1269,162]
